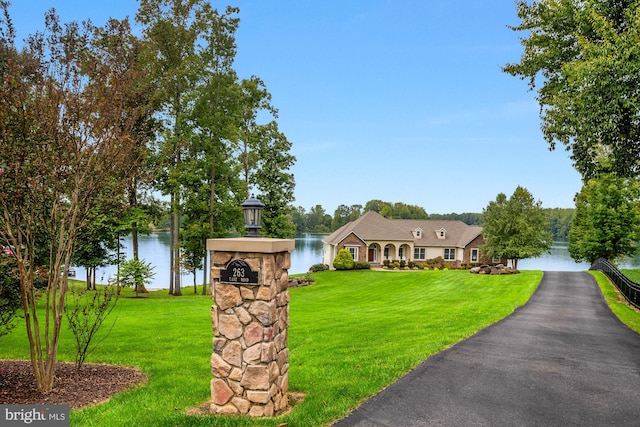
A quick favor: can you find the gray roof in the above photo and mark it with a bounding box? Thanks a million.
[324,211,483,248]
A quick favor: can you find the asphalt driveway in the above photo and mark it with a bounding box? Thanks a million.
[333,271,640,426]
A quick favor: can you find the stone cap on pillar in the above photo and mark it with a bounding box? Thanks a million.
[206,238,295,254]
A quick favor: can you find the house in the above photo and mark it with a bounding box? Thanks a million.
[323,210,494,268]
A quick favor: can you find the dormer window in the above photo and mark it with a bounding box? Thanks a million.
[412,228,423,239]
[436,228,446,240]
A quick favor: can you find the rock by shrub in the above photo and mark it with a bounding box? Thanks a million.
[470,264,520,275]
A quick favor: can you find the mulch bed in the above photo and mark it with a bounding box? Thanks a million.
[0,360,147,410]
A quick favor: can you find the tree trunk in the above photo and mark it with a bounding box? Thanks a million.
[169,194,175,295]
[201,254,207,295]
[171,192,182,296]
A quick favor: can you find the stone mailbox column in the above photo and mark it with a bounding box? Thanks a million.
[207,237,294,417]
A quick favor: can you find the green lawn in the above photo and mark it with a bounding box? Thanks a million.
[593,269,640,334]
[0,270,542,426]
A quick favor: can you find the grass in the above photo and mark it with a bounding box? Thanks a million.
[0,270,542,426]
[592,269,640,334]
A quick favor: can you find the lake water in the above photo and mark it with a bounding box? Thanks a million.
[73,233,325,289]
[73,234,640,289]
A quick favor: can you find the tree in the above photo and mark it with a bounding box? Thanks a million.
[504,1,640,180]
[332,204,363,230]
[137,0,240,296]
[545,208,575,240]
[238,77,296,238]
[118,258,156,297]
[0,7,147,392]
[568,174,640,264]
[250,123,296,238]
[307,205,332,232]
[291,206,307,234]
[481,186,552,269]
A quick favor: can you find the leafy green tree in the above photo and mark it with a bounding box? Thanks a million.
[136,0,240,296]
[250,122,296,238]
[237,77,296,238]
[364,199,389,213]
[505,1,640,180]
[307,205,332,232]
[363,200,427,219]
[118,259,156,297]
[545,208,575,240]
[332,204,364,229]
[482,186,552,269]
[568,174,640,264]
[429,212,483,225]
[184,69,244,293]
[0,8,147,392]
[291,206,308,234]
[333,249,355,270]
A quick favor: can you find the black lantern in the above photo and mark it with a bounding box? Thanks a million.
[241,194,265,237]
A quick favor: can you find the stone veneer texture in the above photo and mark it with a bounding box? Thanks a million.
[210,250,290,417]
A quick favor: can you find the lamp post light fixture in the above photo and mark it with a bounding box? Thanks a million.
[242,194,265,237]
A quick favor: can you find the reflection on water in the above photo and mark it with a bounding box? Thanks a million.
[72,236,640,289]
[518,240,640,271]
[73,233,327,289]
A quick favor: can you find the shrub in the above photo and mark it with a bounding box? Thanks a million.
[408,261,416,269]
[0,255,21,338]
[399,260,406,268]
[309,263,329,273]
[65,285,119,371]
[333,249,355,270]
[383,260,391,268]
[354,261,371,270]
[392,261,400,269]
[426,256,447,270]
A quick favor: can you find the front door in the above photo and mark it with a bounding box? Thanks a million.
[368,248,375,262]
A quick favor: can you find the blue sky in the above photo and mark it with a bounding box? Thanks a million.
[7,1,583,215]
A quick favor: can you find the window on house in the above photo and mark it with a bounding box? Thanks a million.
[414,247,426,260]
[471,249,479,263]
[347,246,358,260]
[444,248,456,260]
[437,228,446,239]
[384,246,389,259]
[399,247,404,260]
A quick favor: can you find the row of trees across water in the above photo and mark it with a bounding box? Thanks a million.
[292,199,575,241]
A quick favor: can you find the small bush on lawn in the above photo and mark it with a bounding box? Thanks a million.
[309,263,329,273]
[426,256,447,270]
[354,261,371,270]
[333,249,355,270]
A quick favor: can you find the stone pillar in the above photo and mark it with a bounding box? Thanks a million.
[206,238,294,417]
